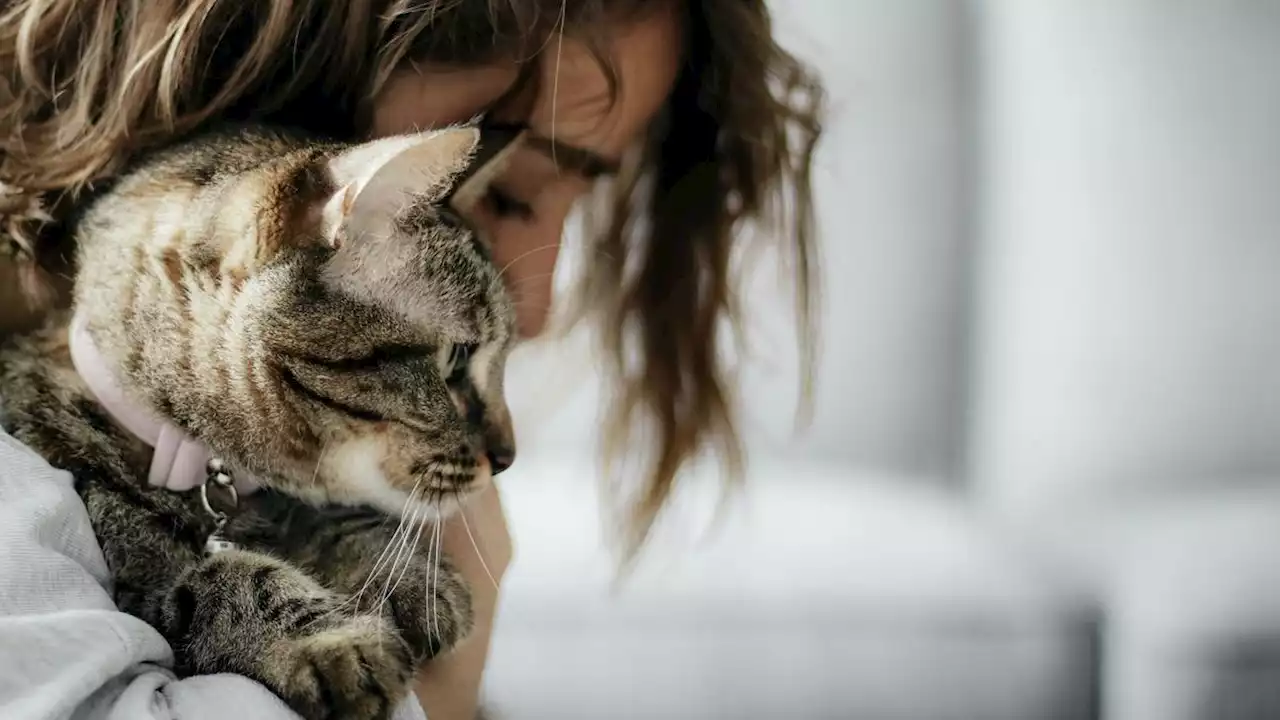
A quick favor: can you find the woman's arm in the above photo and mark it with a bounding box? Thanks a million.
[0,428,427,720]
[414,482,513,720]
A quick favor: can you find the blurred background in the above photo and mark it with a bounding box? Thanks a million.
[481,2,1280,718]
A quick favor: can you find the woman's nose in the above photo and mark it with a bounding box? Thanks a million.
[444,126,566,339]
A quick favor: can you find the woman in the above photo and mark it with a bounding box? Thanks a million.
[0,1,822,718]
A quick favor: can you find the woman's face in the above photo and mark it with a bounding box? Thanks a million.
[368,8,682,338]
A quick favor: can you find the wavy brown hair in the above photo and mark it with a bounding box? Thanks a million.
[0,0,823,559]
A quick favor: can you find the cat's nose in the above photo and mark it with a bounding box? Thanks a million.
[485,428,516,475]
[486,447,515,475]
[480,399,517,475]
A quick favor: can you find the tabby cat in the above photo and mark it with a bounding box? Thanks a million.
[0,123,521,720]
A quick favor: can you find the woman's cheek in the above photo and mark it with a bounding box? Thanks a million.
[490,217,565,338]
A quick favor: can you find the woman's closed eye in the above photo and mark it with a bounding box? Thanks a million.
[484,186,534,222]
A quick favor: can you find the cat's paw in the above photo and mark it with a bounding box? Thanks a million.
[169,550,415,720]
[385,558,474,661]
[266,614,414,720]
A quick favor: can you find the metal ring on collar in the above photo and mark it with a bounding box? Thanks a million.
[200,461,239,520]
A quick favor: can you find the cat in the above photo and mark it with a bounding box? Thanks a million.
[0,122,522,720]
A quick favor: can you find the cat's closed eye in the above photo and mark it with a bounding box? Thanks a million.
[301,344,432,373]
[291,341,477,386]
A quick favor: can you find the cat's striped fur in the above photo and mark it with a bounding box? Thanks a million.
[0,124,518,720]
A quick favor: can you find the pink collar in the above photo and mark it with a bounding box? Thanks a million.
[68,313,260,496]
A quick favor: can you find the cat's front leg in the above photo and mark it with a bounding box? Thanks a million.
[56,456,415,720]
[166,548,416,720]
[70,474,415,720]
[241,500,474,664]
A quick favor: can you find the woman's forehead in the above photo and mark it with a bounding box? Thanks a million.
[521,4,683,162]
[370,6,682,164]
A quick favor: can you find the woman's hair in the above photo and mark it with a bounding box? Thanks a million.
[0,0,824,559]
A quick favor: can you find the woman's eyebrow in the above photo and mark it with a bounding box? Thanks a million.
[524,134,621,178]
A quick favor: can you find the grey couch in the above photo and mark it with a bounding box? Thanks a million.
[479,3,1280,718]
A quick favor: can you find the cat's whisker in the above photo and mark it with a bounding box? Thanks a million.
[352,477,425,608]
[487,244,624,297]
[300,480,425,633]
[417,504,438,658]
[308,440,329,488]
[371,473,454,617]
[549,0,566,171]
[304,584,364,632]
[373,485,430,613]
[429,501,444,655]
[456,500,500,592]
[502,271,561,290]
[371,516,415,612]
[362,480,421,579]
[378,498,428,616]
[494,243,563,283]
[491,272,567,315]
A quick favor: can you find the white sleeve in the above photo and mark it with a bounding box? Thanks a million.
[0,429,427,720]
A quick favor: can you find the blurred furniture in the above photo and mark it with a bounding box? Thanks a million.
[482,2,1280,718]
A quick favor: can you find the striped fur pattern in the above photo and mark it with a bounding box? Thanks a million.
[0,124,518,720]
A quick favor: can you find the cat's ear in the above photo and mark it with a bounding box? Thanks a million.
[319,128,480,248]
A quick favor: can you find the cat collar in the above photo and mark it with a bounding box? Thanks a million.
[67,311,262,499]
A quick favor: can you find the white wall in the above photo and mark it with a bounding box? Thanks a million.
[969,1,1280,510]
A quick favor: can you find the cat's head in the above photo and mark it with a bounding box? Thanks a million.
[79,125,523,518]
[251,127,520,517]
